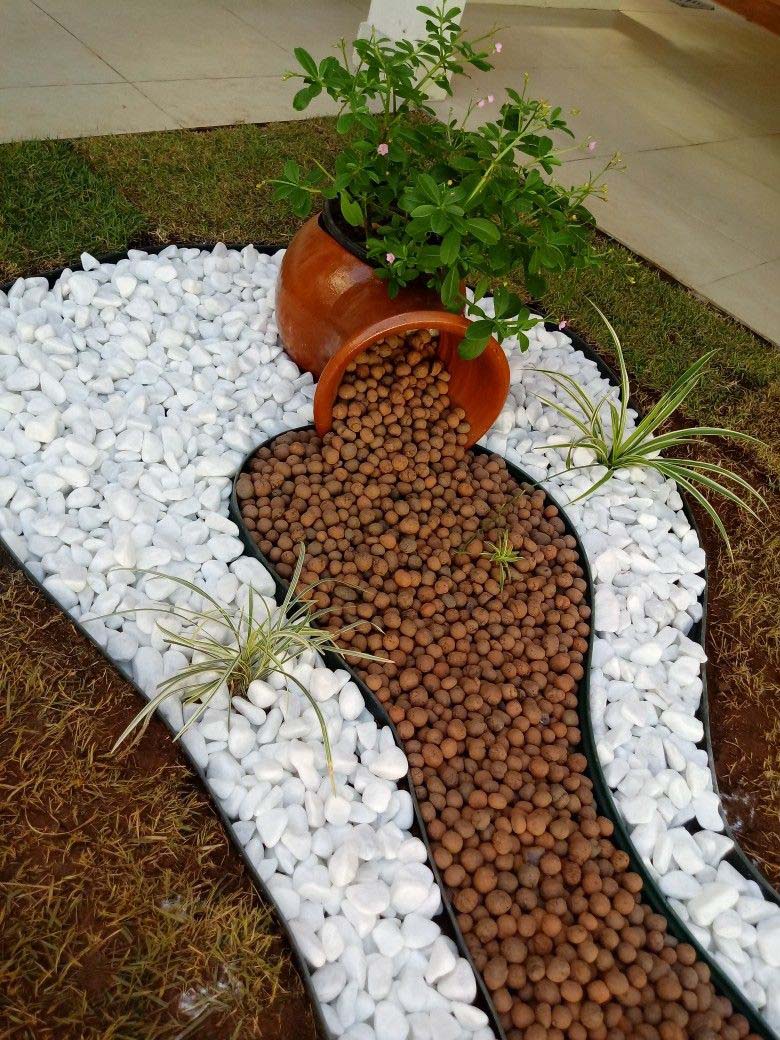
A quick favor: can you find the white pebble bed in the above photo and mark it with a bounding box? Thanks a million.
[0,245,494,1040]
[0,244,777,1036]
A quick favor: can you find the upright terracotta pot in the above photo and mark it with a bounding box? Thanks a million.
[276,203,510,448]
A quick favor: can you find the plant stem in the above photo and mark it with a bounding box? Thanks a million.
[465,102,544,205]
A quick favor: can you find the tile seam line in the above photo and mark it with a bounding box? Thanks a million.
[558,126,779,158]
[28,0,128,83]
[216,0,301,53]
[621,205,780,266]
[560,132,780,164]
[0,79,121,90]
[128,75,294,86]
[127,80,188,129]
[213,0,380,63]
[597,174,776,265]
[129,74,302,84]
[695,258,780,289]
[607,138,780,172]
[691,289,780,347]
[26,0,186,127]
[213,1,294,62]
[595,223,769,301]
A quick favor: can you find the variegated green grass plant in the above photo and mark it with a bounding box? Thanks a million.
[534,303,766,556]
[479,529,524,591]
[100,549,385,784]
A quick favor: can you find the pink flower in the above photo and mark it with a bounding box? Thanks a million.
[477,98,486,108]
[558,319,568,330]
[377,142,389,156]
[487,94,495,103]
[494,41,503,53]
[386,252,396,264]
[588,140,597,152]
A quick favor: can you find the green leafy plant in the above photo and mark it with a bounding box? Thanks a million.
[104,550,385,783]
[479,528,524,590]
[535,303,766,554]
[269,2,619,357]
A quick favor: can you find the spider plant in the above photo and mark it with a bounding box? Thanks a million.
[534,302,766,556]
[480,529,524,591]
[101,549,385,784]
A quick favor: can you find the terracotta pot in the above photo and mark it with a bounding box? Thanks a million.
[276,204,509,448]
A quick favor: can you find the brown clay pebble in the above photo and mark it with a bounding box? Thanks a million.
[238,330,759,1040]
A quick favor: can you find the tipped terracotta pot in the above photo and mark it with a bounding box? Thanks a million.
[276,203,509,449]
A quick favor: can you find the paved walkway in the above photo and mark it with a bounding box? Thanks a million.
[2,0,779,343]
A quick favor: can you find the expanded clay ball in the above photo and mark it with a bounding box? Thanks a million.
[238,330,759,1040]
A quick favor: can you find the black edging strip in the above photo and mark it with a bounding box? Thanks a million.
[231,426,777,1040]
[230,431,514,1040]
[537,324,779,1038]
[554,323,780,911]
[0,244,776,1038]
[0,244,327,1040]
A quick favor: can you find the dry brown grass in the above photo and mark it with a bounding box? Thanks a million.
[0,557,317,1040]
[702,501,780,880]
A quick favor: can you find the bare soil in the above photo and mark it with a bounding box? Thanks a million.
[0,547,319,1040]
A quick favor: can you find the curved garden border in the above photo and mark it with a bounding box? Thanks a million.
[230,427,777,1040]
[0,244,501,1040]
[0,243,777,1039]
[0,528,335,1040]
[229,432,607,1040]
[4,244,774,910]
[559,325,780,912]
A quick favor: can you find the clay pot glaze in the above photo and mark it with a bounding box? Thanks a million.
[276,203,510,448]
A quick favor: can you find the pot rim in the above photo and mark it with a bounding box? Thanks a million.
[320,200,464,299]
[313,309,509,447]
[320,198,371,265]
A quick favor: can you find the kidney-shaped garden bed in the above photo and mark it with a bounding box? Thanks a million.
[1,243,778,1040]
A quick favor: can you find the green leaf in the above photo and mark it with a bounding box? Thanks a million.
[466,319,494,339]
[535,135,553,156]
[440,229,461,266]
[449,155,479,172]
[292,84,321,111]
[441,265,461,310]
[410,204,436,218]
[430,210,450,235]
[459,322,492,358]
[473,276,490,302]
[291,192,313,218]
[282,159,300,182]
[492,288,524,320]
[319,55,340,77]
[339,191,364,227]
[293,47,319,78]
[467,218,500,244]
[525,272,546,299]
[418,173,441,204]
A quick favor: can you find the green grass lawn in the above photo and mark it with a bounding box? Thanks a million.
[1,121,778,881]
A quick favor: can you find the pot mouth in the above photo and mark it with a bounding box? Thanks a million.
[320,199,370,265]
[313,311,510,449]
